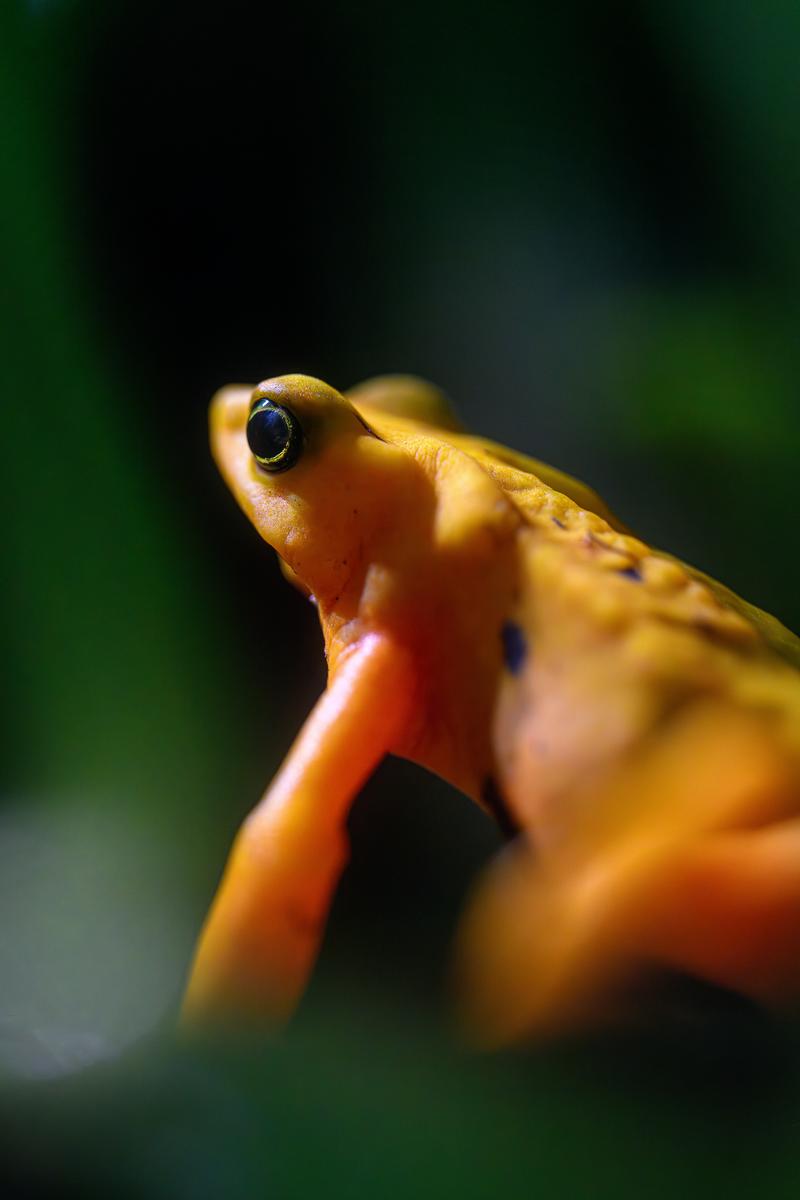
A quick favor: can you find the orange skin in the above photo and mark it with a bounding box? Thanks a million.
[182,374,800,1043]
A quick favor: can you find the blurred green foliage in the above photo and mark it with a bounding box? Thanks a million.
[2,0,800,1196]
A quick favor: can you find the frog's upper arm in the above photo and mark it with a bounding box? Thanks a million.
[182,631,417,1027]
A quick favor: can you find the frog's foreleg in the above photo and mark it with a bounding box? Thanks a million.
[454,703,800,1045]
[181,632,416,1029]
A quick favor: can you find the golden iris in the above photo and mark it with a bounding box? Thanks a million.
[247,398,303,473]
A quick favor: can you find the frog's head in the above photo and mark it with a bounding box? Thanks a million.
[210,374,426,607]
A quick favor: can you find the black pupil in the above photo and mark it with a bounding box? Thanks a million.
[247,403,291,463]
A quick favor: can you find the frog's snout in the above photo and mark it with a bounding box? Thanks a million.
[209,384,255,496]
[210,384,251,437]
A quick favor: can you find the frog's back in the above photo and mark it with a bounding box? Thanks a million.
[353,383,800,675]
[474,437,800,676]
[454,424,800,762]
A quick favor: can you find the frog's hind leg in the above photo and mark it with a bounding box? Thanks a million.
[454,703,800,1046]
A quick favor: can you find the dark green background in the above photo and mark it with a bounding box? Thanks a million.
[2,1,800,1196]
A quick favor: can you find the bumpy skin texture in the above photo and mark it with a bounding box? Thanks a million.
[182,374,800,1044]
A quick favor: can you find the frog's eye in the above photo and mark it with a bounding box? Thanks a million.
[247,397,304,473]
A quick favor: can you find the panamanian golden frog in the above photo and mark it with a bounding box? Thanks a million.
[182,373,800,1043]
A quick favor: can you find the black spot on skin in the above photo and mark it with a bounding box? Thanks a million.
[501,620,528,674]
[551,517,566,529]
[481,776,519,839]
[619,565,643,582]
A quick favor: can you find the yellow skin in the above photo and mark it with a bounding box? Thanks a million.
[183,373,800,1044]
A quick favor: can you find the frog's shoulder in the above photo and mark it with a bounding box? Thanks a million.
[347,375,624,530]
[348,376,800,669]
